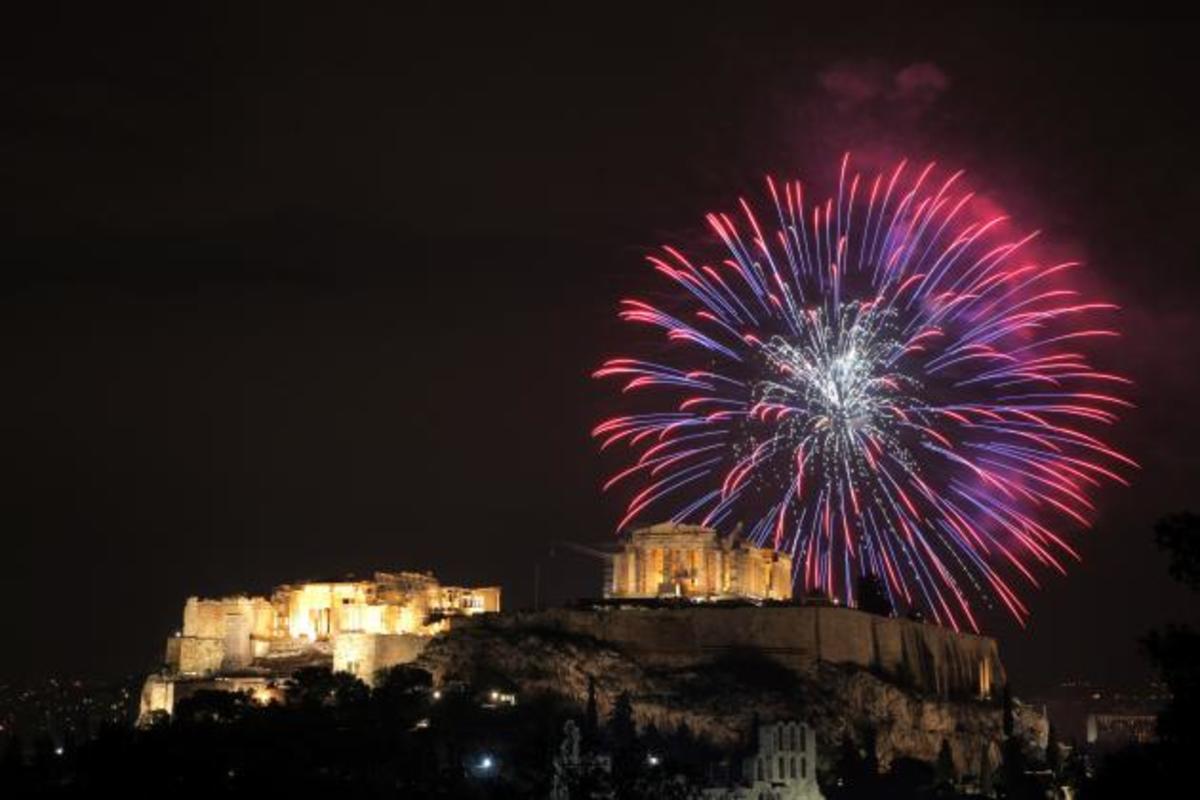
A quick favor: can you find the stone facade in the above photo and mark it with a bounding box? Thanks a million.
[608,522,792,601]
[141,571,499,721]
[332,632,429,684]
[704,722,825,800]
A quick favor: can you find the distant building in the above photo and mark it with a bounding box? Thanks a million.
[607,522,792,601]
[140,571,498,721]
[1022,679,1167,744]
[1086,713,1157,748]
[703,721,825,800]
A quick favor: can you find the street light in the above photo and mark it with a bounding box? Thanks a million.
[472,753,497,778]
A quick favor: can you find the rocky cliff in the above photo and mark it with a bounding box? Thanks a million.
[416,606,1025,777]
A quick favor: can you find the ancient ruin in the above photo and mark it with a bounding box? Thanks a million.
[137,522,1015,776]
[140,571,499,720]
[607,522,793,601]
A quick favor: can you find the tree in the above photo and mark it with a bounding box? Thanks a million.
[375,664,432,695]
[1044,723,1060,776]
[286,667,369,710]
[1153,512,1200,590]
[667,720,709,781]
[884,757,934,796]
[935,738,956,788]
[979,742,993,797]
[1144,511,1200,754]
[641,722,666,767]
[607,691,636,745]
[1001,684,1014,738]
[836,730,861,776]
[1088,511,1200,797]
[1143,625,1200,749]
[832,728,879,799]
[856,573,894,617]
[1,733,24,786]
[583,674,598,745]
[372,665,432,722]
[862,726,879,777]
[172,688,255,724]
[606,691,639,794]
[998,684,1034,799]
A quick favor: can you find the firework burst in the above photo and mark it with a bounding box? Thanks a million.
[593,155,1134,631]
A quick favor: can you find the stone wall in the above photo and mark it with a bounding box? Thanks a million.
[165,636,181,670]
[139,674,175,719]
[138,674,281,721]
[466,605,1004,699]
[177,636,225,675]
[332,632,429,685]
[182,596,275,640]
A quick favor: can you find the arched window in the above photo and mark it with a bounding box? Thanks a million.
[790,756,796,779]
[801,758,807,780]
[775,726,782,750]
[757,758,763,781]
[800,726,806,753]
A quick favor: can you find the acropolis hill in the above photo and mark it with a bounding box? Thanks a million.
[139,522,1019,771]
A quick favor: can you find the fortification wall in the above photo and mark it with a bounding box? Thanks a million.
[165,636,182,670]
[182,596,274,639]
[333,632,429,685]
[177,636,225,675]
[481,606,1003,699]
[138,675,281,721]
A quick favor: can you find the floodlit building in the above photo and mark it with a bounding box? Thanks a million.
[1086,713,1158,747]
[140,571,498,721]
[703,721,825,800]
[607,522,793,601]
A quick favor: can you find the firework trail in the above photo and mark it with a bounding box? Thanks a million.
[593,155,1134,630]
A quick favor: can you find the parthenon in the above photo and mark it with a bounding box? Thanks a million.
[607,522,793,601]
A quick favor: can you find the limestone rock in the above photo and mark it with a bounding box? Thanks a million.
[415,609,1007,776]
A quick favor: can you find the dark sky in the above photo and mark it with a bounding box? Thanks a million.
[2,5,1198,691]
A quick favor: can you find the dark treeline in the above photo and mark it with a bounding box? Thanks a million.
[1083,511,1199,799]
[0,665,716,798]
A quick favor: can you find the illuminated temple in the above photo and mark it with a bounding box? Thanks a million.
[606,522,793,601]
[140,571,499,720]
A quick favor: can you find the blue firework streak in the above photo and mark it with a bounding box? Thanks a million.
[593,156,1135,631]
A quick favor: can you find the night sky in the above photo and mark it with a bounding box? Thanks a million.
[3,5,1198,691]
